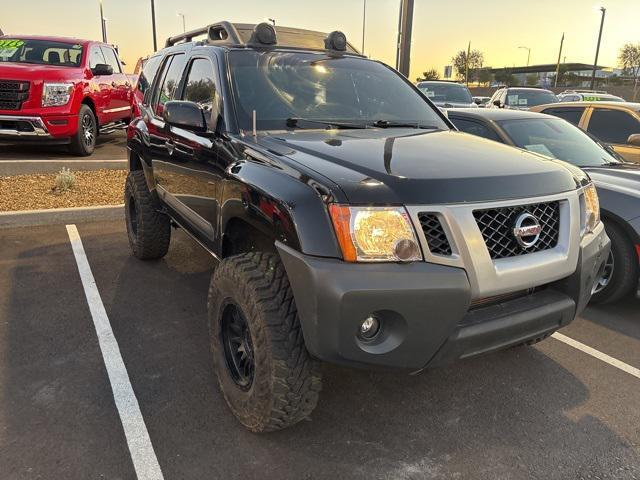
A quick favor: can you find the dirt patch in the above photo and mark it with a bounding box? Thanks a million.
[0,169,128,212]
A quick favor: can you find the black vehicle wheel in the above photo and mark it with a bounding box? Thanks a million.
[208,252,322,432]
[69,105,97,156]
[124,170,171,260]
[591,222,639,304]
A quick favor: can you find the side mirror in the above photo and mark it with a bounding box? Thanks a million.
[627,133,640,147]
[163,100,207,132]
[91,63,113,76]
[473,98,481,105]
[493,99,502,108]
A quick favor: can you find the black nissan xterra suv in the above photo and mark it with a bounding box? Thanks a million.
[125,22,610,432]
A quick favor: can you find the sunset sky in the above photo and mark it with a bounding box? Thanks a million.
[3,0,640,79]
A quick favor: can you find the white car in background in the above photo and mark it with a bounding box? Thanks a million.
[416,80,477,109]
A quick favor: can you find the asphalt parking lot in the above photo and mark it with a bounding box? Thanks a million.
[0,131,126,161]
[1,220,640,480]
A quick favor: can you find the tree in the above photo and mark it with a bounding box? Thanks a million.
[526,73,539,86]
[416,68,440,82]
[478,68,492,86]
[619,43,640,100]
[451,49,484,83]
[494,69,516,86]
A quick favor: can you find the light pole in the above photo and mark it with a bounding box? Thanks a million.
[177,13,186,33]
[361,0,366,54]
[518,46,531,66]
[590,6,606,91]
[99,0,107,43]
[150,0,157,51]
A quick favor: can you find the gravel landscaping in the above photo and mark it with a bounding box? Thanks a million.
[0,169,127,212]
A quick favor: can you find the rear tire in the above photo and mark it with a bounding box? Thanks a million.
[591,222,638,304]
[69,104,97,156]
[208,252,322,432]
[124,170,171,260]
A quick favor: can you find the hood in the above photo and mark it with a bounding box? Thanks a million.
[433,101,477,109]
[0,62,82,81]
[583,163,640,219]
[583,163,640,190]
[259,129,579,205]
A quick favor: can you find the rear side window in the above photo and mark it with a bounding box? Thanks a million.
[138,55,162,102]
[542,107,585,126]
[100,47,121,73]
[587,109,640,144]
[452,117,501,142]
[182,58,218,128]
[152,54,186,117]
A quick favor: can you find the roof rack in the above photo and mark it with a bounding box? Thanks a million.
[164,21,361,55]
[166,21,242,47]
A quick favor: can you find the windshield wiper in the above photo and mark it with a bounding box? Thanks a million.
[370,120,440,129]
[285,117,368,130]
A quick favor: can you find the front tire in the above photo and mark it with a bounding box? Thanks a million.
[124,170,171,260]
[208,252,322,432]
[69,104,97,156]
[591,222,639,304]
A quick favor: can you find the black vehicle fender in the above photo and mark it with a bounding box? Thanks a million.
[219,159,342,259]
[127,119,157,192]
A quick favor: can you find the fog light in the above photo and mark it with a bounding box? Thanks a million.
[359,315,380,339]
[393,238,420,262]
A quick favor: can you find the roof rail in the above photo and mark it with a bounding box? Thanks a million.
[165,21,242,47]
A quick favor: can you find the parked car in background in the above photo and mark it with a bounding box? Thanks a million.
[416,80,477,108]
[473,96,491,107]
[488,87,558,110]
[557,90,625,103]
[531,102,640,164]
[0,35,133,155]
[449,108,639,303]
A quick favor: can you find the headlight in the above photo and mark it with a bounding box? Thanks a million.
[42,82,74,107]
[328,205,422,262]
[580,183,601,235]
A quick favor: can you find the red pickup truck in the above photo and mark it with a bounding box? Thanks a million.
[0,35,133,155]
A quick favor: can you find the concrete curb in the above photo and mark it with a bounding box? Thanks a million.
[0,204,124,229]
[0,159,127,176]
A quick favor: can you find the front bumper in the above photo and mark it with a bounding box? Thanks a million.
[0,113,78,140]
[277,223,609,370]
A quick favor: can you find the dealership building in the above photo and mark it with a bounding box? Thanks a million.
[489,63,610,87]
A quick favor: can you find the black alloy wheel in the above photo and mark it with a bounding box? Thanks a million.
[220,302,254,390]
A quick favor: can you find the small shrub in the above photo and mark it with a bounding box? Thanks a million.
[54,167,76,193]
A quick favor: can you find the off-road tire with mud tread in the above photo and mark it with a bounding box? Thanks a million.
[208,252,322,432]
[124,170,171,260]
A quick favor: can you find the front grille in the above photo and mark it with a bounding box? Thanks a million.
[473,201,560,259]
[0,80,30,111]
[417,213,452,255]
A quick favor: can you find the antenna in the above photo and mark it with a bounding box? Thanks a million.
[252,110,257,137]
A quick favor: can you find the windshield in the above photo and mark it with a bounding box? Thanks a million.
[228,51,449,131]
[0,38,83,67]
[417,83,473,104]
[497,117,621,167]
[505,90,558,107]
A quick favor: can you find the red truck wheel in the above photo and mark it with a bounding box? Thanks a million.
[69,105,97,156]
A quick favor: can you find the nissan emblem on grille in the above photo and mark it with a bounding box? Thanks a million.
[513,213,542,249]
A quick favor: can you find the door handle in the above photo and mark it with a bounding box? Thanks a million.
[165,139,175,155]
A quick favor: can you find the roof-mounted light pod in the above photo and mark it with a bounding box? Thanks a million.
[325,31,347,51]
[250,22,277,45]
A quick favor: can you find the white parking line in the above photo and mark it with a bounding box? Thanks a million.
[66,224,164,480]
[552,332,640,380]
